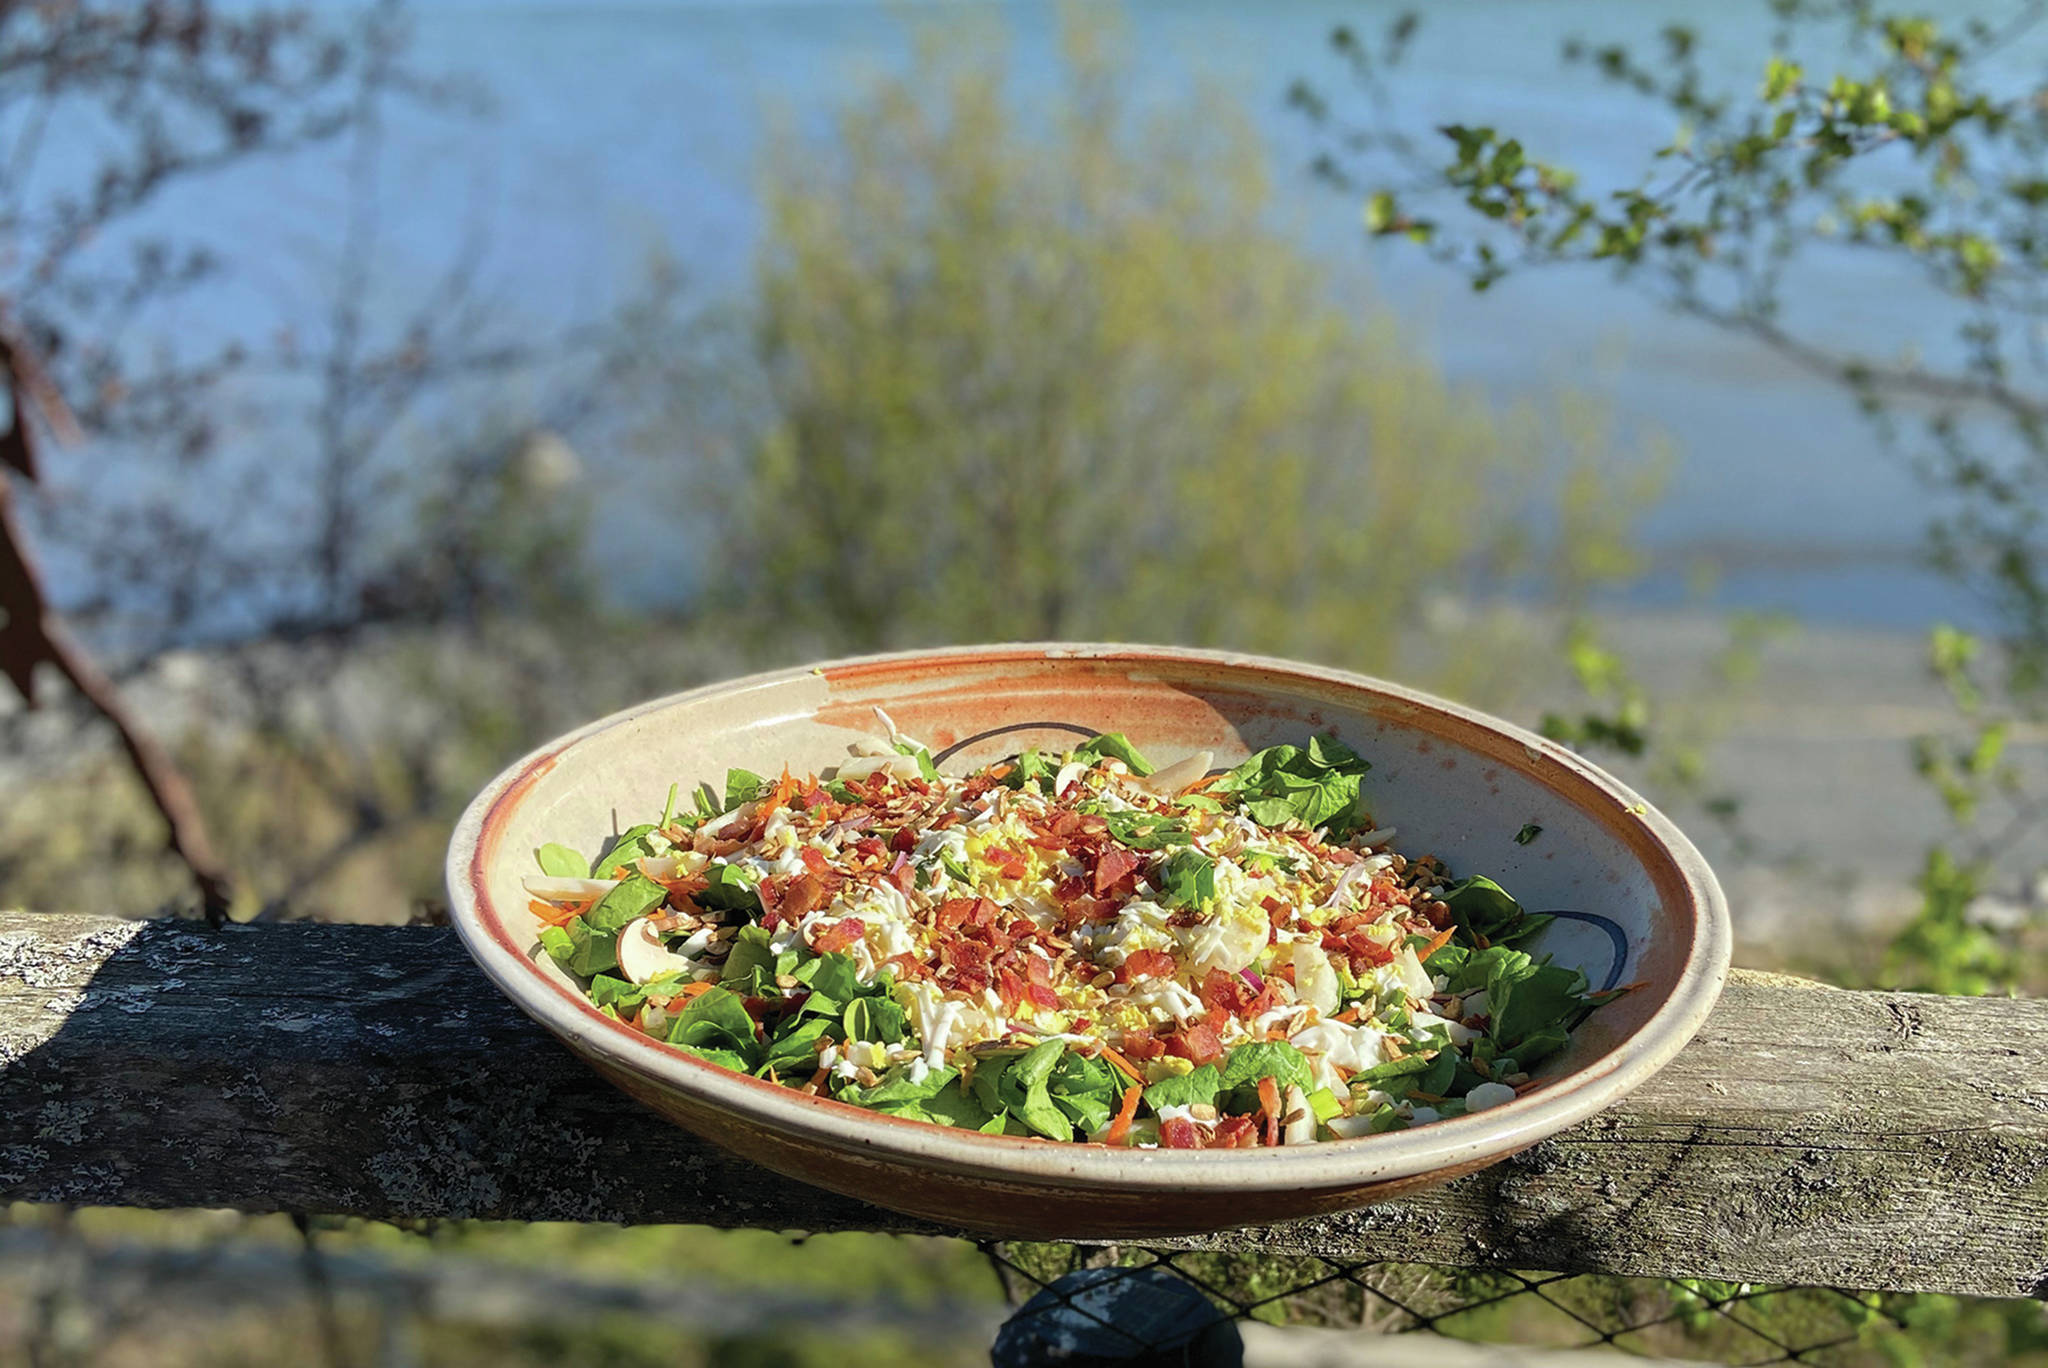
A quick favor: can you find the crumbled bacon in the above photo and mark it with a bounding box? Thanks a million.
[812,918,866,954]
[1164,1022,1224,1065]
[1158,1117,1204,1149]
[1118,948,1176,983]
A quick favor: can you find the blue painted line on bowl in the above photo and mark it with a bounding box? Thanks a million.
[1541,910,1630,992]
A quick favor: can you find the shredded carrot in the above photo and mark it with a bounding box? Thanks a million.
[672,980,717,1002]
[1100,1046,1145,1086]
[802,1065,829,1095]
[1417,923,1458,963]
[530,897,593,928]
[1104,1085,1143,1146]
[1331,1007,1361,1024]
[765,766,799,813]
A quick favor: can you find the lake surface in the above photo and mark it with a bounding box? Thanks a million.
[60,0,2045,634]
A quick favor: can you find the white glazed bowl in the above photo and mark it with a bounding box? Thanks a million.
[446,644,1730,1238]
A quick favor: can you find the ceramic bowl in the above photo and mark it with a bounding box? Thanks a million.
[445,644,1729,1238]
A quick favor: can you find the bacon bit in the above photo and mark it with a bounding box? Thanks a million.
[1417,923,1458,963]
[1024,956,1053,988]
[1159,1116,1203,1149]
[886,852,916,893]
[781,873,827,923]
[800,846,832,874]
[888,826,919,853]
[1165,1022,1225,1066]
[934,897,974,930]
[1212,1114,1261,1148]
[1105,1085,1144,1145]
[1198,967,1273,1021]
[1261,895,1292,929]
[1119,1029,1164,1062]
[1117,948,1176,983]
[1093,846,1142,896]
[1070,1016,1092,1031]
[996,966,1027,1015]
[1025,983,1060,1011]
[1257,1076,1282,1147]
[813,918,866,954]
[880,951,925,981]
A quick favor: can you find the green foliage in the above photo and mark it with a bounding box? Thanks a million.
[692,16,1651,672]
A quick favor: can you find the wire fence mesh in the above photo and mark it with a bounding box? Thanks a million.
[980,1240,2047,1366]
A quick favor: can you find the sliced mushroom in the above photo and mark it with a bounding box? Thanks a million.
[1129,750,1213,796]
[1052,759,1090,797]
[616,916,693,985]
[523,875,620,902]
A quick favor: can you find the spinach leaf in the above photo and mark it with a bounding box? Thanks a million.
[534,843,590,879]
[1046,1050,1118,1133]
[980,1040,1074,1140]
[583,873,668,934]
[540,917,619,978]
[1485,954,1591,1066]
[843,995,910,1046]
[677,1045,754,1072]
[720,926,798,995]
[697,863,763,917]
[760,1015,837,1079]
[793,952,872,1010]
[1157,848,1216,909]
[1074,733,1156,776]
[588,970,691,1013]
[724,768,769,811]
[591,824,660,879]
[840,1063,958,1109]
[1440,876,1553,948]
[1219,1041,1312,1094]
[1100,809,1192,851]
[1003,748,1053,793]
[1142,1064,1222,1112]
[693,782,723,819]
[1514,823,1543,846]
[1214,739,1372,836]
[666,986,761,1063]
[917,1078,995,1129]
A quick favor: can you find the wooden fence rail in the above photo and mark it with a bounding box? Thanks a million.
[2,912,2044,1300]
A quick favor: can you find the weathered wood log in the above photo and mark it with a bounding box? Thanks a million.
[1,913,2043,1298]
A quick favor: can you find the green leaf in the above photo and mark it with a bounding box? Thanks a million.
[841,1062,958,1109]
[843,995,910,1045]
[1004,748,1053,792]
[589,970,691,1013]
[1215,741,1371,836]
[987,1040,1075,1140]
[591,824,660,879]
[917,1078,995,1129]
[1440,875,1551,947]
[725,768,769,811]
[761,1015,837,1078]
[1142,1064,1222,1112]
[583,873,669,934]
[666,986,761,1063]
[1099,808,1192,851]
[720,925,796,995]
[697,863,764,917]
[542,916,618,978]
[677,1045,753,1073]
[1074,733,1156,776]
[1219,1041,1312,1094]
[1047,1050,1118,1133]
[1514,823,1543,846]
[1157,848,1216,909]
[535,843,590,879]
[793,952,875,1010]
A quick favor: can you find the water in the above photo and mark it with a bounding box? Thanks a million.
[47,0,2038,635]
